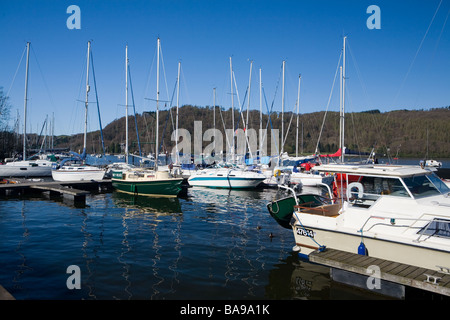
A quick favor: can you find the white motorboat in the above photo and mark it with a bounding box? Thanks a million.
[424,159,442,168]
[188,165,265,189]
[290,170,333,187]
[268,163,450,272]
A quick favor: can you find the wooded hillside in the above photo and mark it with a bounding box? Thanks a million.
[49,105,450,159]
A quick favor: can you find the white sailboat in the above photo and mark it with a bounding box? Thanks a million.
[0,42,54,178]
[52,41,106,182]
[187,59,266,189]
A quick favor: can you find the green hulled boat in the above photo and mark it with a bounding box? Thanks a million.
[267,194,332,229]
[112,169,183,197]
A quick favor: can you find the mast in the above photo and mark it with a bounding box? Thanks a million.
[175,61,181,164]
[280,60,285,162]
[296,74,301,158]
[229,57,234,162]
[340,36,347,163]
[259,68,262,155]
[213,87,216,153]
[83,41,91,159]
[245,60,253,157]
[155,37,160,169]
[23,42,30,160]
[125,45,129,164]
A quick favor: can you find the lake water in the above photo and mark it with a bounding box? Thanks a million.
[1,158,449,303]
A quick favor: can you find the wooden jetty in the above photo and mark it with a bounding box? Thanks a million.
[0,178,112,206]
[0,285,15,300]
[309,248,450,299]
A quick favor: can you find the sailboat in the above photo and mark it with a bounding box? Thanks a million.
[187,58,266,189]
[0,42,54,178]
[52,41,106,182]
[111,39,183,197]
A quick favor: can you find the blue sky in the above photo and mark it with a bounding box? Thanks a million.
[1,0,449,136]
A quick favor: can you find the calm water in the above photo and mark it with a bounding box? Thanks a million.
[1,158,449,301]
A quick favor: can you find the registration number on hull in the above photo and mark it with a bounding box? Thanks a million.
[295,227,315,238]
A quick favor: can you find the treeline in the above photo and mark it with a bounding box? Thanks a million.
[3,104,450,159]
[48,105,450,159]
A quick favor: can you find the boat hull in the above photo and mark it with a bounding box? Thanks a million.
[188,169,265,189]
[52,167,106,181]
[267,196,297,229]
[290,173,334,186]
[0,160,53,177]
[268,194,332,229]
[112,171,183,197]
[292,224,450,272]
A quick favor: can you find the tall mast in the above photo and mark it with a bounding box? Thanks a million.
[340,36,347,163]
[296,74,301,158]
[155,37,160,169]
[125,45,129,164]
[229,57,234,162]
[175,61,181,164]
[245,60,253,157]
[83,41,91,159]
[259,68,262,155]
[280,60,285,160]
[213,87,216,153]
[23,42,30,160]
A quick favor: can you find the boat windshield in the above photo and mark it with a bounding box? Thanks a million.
[402,173,449,198]
[427,173,450,194]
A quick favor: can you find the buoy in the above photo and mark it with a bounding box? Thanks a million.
[358,242,367,255]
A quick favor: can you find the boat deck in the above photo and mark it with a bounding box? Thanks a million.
[309,248,450,298]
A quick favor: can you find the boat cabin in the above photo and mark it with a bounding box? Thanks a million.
[313,164,450,209]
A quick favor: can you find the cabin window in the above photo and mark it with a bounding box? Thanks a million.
[419,219,450,239]
[402,175,442,198]
[427,173,450,194]
[358,176,410,198]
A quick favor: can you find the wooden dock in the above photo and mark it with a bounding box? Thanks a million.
[309,248,450,298]
[0,178,112,206]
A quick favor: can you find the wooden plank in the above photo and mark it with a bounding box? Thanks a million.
[309,248,450,297]
[29,184,89,196]
[0,285,15,300]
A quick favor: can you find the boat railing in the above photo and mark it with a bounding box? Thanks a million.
[358,215,450,243]
[278,182,335,206]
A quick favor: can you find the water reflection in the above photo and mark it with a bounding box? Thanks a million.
[112,192,182,216]
[110,191,184,299]
[13,201,33,295]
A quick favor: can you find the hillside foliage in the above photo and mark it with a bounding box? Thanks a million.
[50,105,450,159]
[2,104,450,160]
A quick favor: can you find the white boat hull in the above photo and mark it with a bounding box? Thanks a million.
[290,172,333,186]
[188,168,265,189]
[292,223,450,272]
[52,166,106,181]
[0,160,53,177]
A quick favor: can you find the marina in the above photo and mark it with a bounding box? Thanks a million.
[1,1,450,304]
[0,159,449,300]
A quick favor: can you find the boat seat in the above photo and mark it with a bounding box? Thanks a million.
[296,203,341,217]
